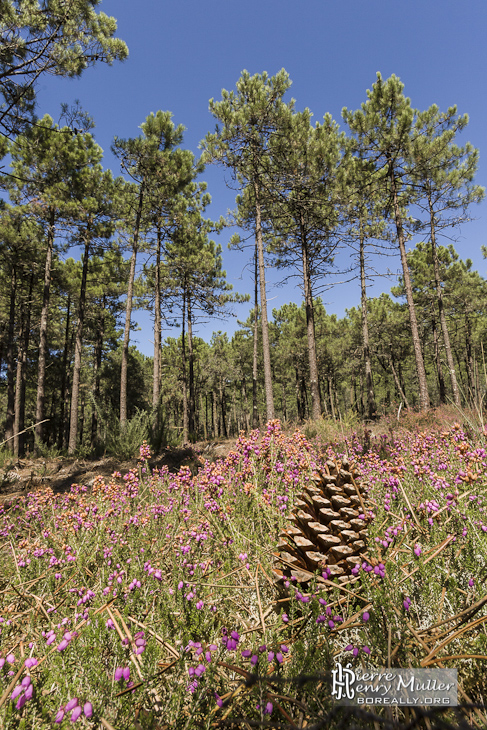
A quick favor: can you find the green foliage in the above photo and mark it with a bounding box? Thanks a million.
[0,0,128,137]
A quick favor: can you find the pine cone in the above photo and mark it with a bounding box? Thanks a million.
[273,457,370,589]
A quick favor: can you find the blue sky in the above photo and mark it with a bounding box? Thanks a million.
[33,0,487,357]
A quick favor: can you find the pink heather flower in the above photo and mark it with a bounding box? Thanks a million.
[24,683,33,701]
[469,578,474,587]
[363,646,371,655]
[345,644,353,651]
[65,698,79,712]
[57,639,69,652]
[280,645,288,653]
[268,651,275,663]
[55,709,65,724]
[83,702,93,718]
[265,701,273,715]
[122,667,130,682]
[114,667,124,681]
[276,652,283,664]
[362,612,370,622]
[16,694,27,710]
[215,692,223,708]
[0,658,4,668]
[241,650,251,658]
[196,600,204,610]
[282,613,289,623]
[353,647,359,657]
[250,655,258,666]
[71,706,82,722]
[46,634,56,645]
[135,646,144,655]
[24,658,37,668]
[6,653,15,664]
[231,631,239,642]
[414,544,422,557]
[11,685,23,701]
[21,676,31,688]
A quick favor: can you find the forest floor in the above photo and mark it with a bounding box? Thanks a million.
[0,439,237,504]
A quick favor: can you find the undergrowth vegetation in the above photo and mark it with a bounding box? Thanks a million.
[0,417,486,728]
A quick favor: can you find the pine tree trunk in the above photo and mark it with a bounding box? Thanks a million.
[5,267,17,451]
[241,380,250,431]
[91,298,105,449]
[181,290,189,444]
[212,390,218,437]
[428,192,460,406]
[465,312,474,400]
[152,227,162,436]
[121,184,144,425]
[14,273,33,458]
[58,293,71,449]
[328,374,336,420]
[187,295,195,439]
[252,243,259,429]
[295,366,304,420]
[68,227,91,454]
[253,178,275,421]
[219,380,227,438]
[300,216,321,420]
[35,210,55,448]
[388,354,410,408]
[432,311,446,404]
[359,221,377,420]
[389,163,429,410]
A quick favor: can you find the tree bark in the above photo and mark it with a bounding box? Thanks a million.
[58,293,71,449]
[152,226,162,436]
[428,190,460,406]
[252,242,259,429]
[465,312,474,400]
[120,184,144,425]
[187,295,195,438]
[14,273,33,458]
[389,162,429,410]
[4,266,17,451]
[253,178,275,421]
[91,297,105,449]
[35,209,55,448]
[68,224,91,454]
[432,310,446,404]
[300,214,321,420]
[181,289,188,444]
[359,219,377,420]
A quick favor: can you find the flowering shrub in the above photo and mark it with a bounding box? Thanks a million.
[0,420,486,727]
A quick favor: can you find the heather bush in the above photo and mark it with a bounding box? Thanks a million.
[0,420,486,727]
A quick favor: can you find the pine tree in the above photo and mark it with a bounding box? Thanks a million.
[203,69,293,421]
[343,73,430,410]
[268,109,345,420]
[409,105,485,406]
[8,114,105,447]
[67,167,119,454]
[112,111,186,425]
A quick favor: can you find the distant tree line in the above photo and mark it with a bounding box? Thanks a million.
[0,8,484,455]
